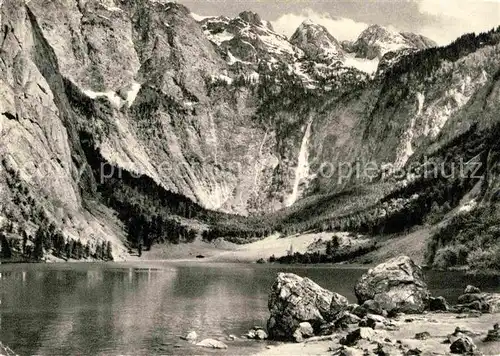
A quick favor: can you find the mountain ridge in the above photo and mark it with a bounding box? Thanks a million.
[343,24,437,60]
[0,0,499,268]
[196,11,436,76]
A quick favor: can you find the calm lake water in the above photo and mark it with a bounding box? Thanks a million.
[0,262,499,355]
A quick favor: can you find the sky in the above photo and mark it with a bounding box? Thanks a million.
[180,0,500,45]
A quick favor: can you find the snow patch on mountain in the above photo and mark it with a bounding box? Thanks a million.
[226,51,239,65]
[206,30,234,46]
[83,82,142,109]
[343,53,379,75]
[190,13,215,22]
[259,33,297,56]
[83,89,123,108]
[125,82,141,107]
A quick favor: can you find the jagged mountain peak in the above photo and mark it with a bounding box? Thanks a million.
[290,19,344,62]
[194,10,273,31]
[200,10,300,64]
[348,24,436,59]
[238,11,261,26]
[301,18,316,26]
[400,31,437,49]
[236,10,274,31]
[297,18,325,28]
[356,24,405,48]
[293,19,334,36]
[363,24,389,34]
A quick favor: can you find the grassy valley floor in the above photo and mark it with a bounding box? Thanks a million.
[137,227,433,266]
[208,232,338,263]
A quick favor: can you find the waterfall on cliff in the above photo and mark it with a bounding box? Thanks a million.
[286,120,313,207]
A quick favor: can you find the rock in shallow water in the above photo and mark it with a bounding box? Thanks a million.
[359,313,394,330]
[354,256,430,314]
[457,292,500,313]
[340,327,375,346]
[180,331,197,343]
[361,299,385,316]
[484,323,500,342]
[464,285,481,294]
[196,338,228,349]
[267,272,348,340]
[255,329,268,340]
[292,329,304,343]
[429,296,449,311]
[292,322,314,342]
[450,334,476,354]
[298,322,314,337]
[414,331,431,340]
[244,326,269,340]
[331,345,365,356]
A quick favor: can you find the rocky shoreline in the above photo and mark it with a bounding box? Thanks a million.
[259,256,500,355]
[173,255,500,355]
[258,313,500,356]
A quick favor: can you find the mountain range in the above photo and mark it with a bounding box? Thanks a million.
[0,0,499,270]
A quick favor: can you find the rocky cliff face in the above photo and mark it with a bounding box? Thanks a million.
[26,1,287,215]
[0,0,128,259]
[0,0,498,259]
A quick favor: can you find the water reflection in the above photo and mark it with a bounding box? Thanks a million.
[0,263,498,355]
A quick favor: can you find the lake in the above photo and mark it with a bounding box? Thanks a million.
[0,262,499,355]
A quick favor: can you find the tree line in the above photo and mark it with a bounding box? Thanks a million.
[78,131,210,250]
[0,156,113,262]
[0,222,113,262]
[385,26,500,84]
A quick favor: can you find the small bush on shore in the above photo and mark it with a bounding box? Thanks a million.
[433,244,468,269]
[467,246,500,270]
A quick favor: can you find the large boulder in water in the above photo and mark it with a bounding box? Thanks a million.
[267,273,348,340]
[354,256,429,314]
